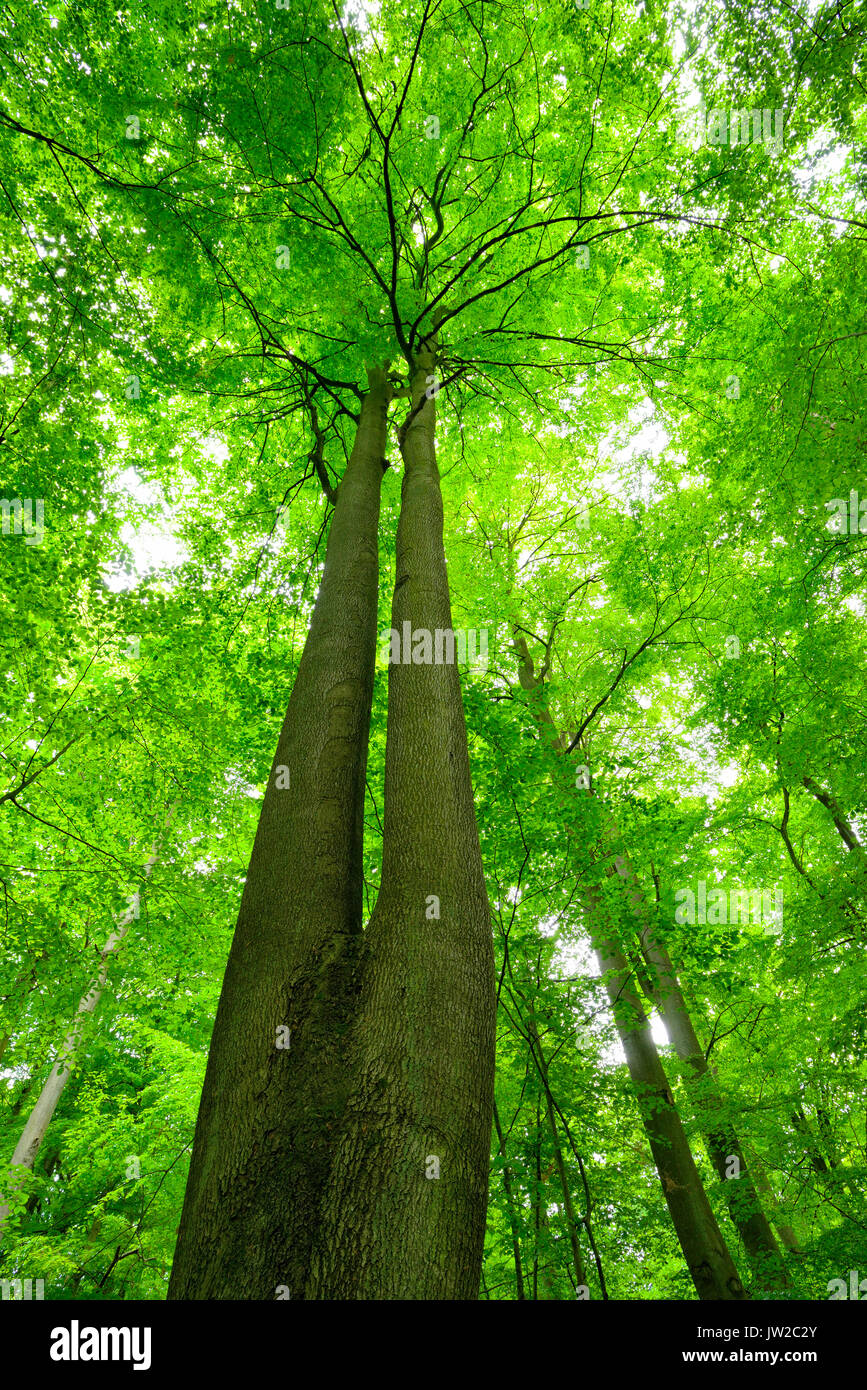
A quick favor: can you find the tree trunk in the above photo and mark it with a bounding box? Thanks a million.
[620,865,791,1293]
[492,1099,526,1300]
[509,627,747,1299]
[525,1018,589,1293]
[744,1145,801,1253]
[169,372,390,1300]
[802,774,867,861]
[0,823,171,1238]
[791,1107,831,1174]
[305,335,496,1299]
[24,1142,61,1217]
[543,1076,589,1294]
[532,1125,559,1299]
[590,914,747,1299]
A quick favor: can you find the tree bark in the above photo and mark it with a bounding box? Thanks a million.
[169,372,390,1300]
[802,774,867,861]
[305,334,496,1299]
[744,1144,801,1253]
[590,914,747,1299]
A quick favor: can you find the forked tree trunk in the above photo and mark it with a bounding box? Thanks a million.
[169,373,390,1299]
[305,335,496,1299]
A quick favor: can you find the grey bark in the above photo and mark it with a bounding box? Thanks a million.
[616,861,791,1293]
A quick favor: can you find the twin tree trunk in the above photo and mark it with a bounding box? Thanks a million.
[169,372,390,1299]
[170,349,495,1299]
[305,339,495,1298]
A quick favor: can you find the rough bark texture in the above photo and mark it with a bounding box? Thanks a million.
[169,376,390,1300]
[305,338,496,1299]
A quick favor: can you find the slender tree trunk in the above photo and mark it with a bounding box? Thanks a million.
[590,915,747,1299]
[492,1099,526,1300]
[620,865,791,1293]
[509,628,747,1299]
[789,1105,860,1210]
[802,775,867,861]
[525,1019,589,1292]
[544,1086,588,1294]
[70,1215,104,1294]
[532,1109,542,1300]
[791,1108,831,1174]
[815,1105,841,1170]
[499,900,606,1295]
[745,1145,801,1253]
[169,373,390,1300]
[305,335,496,1299]
[24,1142,61,1216]
[0,824,170,1237]
[532,1136,559,1299]
[6,1077,34,1122]
[635,937,789,1292]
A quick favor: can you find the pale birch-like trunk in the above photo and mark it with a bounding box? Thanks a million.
[0,817,172,1236]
